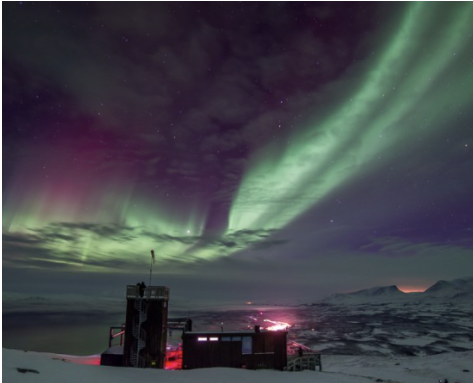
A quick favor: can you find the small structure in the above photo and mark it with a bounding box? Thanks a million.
[165,317,192,370]
[287,353,322,371]
[100,325,125,366]
[123,284,169,368]
[182,326,287,370]
[101,283,314,372]
[286,341,322,371]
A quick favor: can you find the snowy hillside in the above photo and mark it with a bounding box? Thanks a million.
[320,277,473,304]
[320,285,407,304]
[3,348,472,383]
[424,277,473,300]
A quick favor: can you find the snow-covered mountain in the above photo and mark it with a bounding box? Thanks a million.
[320,285,407,304]
[423,277,473,300]
[319,277,473,304]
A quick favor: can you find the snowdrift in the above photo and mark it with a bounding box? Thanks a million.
[3,348,472,383]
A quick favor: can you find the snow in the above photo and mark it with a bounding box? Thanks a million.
[4,277,472,381]
[320,277,473,305]
[389,336,437,347]
[3,348,473,383]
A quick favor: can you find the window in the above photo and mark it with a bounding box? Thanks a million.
[209,337,219,341]
[197,337,207,342]
[221,336,243,342]
[242,336,253,354]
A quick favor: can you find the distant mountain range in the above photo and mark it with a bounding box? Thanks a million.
[318,277,473,304]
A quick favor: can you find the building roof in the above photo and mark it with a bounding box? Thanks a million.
[183,330,286,336]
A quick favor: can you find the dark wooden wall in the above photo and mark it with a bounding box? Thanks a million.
[123,298,168,368]
[182,331,287,370]
[142,299,168,368]
[123,299,137,367]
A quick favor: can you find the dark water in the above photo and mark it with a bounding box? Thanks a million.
[3,302,473,356]
[2,311,123,355]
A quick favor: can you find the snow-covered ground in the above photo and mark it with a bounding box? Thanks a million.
[4,277,472,357]
[3,277,472,382]
[3,348,472,383]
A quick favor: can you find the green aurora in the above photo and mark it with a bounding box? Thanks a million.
[2,2,472,282]
[229,3,473,231]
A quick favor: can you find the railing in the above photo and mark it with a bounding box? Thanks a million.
[130,295,148,367]
[127,285,169,300]
[108,325,125,348]
[287,353,322,372]
[130,350,138,367]
[134,298,148,317]
[130,349,146,368]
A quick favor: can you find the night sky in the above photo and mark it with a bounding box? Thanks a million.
[3,2,473,304]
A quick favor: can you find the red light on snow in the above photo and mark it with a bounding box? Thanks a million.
[263,319,290,331]
[165,347,183,370]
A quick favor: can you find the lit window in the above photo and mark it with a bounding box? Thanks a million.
[209,337,219,341]
[197,337,207,342]
[242,337,253,354]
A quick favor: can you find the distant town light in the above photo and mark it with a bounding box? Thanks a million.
[263,319,290,331]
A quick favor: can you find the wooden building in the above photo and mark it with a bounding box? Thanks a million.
[182,327,287,370]
[123,285,169,368]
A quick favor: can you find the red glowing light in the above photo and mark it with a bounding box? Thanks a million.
[165,346,183,370]
[263,319,290,331]
[398,286,426,293]
[56,355,101,365]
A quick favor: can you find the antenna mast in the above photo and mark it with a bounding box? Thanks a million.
[149,249,155,285]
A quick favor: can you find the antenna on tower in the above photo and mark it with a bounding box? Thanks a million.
[149,249,155,286]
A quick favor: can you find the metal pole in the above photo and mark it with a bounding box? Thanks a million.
[149,260,152,286]
[149,250,155,286]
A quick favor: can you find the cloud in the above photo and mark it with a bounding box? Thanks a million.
[3,223,139,271]
[3,2,473,309]
[215,229,289,251]
[3,221,289,273]
[36,222,137,242]
[359,236,473,259]
[2,232,43,246]
[144,228,290,257]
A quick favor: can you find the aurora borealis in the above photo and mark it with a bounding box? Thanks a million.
[3,2,473,302]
